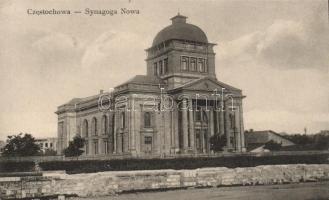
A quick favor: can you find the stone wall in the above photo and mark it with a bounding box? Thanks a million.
[1,164,329,198]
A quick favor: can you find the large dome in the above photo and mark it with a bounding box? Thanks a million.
[152,14,208,46]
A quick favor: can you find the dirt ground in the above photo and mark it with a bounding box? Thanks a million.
[73,181,329,200]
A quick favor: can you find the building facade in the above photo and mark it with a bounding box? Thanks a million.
[56,14,246,157]
[35,137,58,153]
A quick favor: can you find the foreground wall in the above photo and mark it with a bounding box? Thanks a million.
[1,164,329,198]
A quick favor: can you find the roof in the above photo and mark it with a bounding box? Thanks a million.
[116,75,163,87]
[170,77,242,93]
[152,14,208,46]
[245,130,294,144]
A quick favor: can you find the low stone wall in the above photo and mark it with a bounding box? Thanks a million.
[1,164,329,198]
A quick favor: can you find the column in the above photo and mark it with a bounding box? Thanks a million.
[239,102,246,152]
[113,111,117,153]
[219,104,225,136]
[174,105,180,152]
[215,109,220,135]
[224,102,231,149]
[234,108,241,152]
[188,99,195,151]
[182,99,189,151]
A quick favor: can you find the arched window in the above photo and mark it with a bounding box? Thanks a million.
[229,113,235,129]
[181,56,188,71]
[121,112,125,128]
[154,63,158,76]
[82,120,88,137]
[144,112,151,127]
[92,117,97,136]
[101,115,108,135]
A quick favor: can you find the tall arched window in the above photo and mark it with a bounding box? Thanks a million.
[82,120,89,137]
[121,112,125,128]
[92,117,97,136]
[101,115,108,135]
[144,112,151,127]
[229,113,235,129]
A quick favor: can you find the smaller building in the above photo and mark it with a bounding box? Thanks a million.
[245,130,295,152]
[0,140,5,155]
[35,137,57,153]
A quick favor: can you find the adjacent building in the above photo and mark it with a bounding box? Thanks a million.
[245,130,295,152]
[35,137,57,153]
[56,14,246,157]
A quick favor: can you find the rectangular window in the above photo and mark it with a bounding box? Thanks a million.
[45,143,48,148]
[144,136,152,144]
[190,57,197,71]
[50,143,53,147]
[144,112,151,127]
[94,140,98,154]
[181,56,189,71]
[198,58,204,72]
[103,140,109,154]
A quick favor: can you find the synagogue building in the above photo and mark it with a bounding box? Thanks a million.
[56,14,246,157]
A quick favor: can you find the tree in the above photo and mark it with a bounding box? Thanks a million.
[264,140,282,151]
[210,134,227,152]
[43,149,57,156]
[2,133,41,157]
[63,135,85,157]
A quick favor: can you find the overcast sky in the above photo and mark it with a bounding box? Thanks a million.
[0,0,328,140]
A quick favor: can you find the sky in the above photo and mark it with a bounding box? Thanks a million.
[0,0,328,140]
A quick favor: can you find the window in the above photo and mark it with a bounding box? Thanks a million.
[190,57,197,71]
[181,56,189,71]
[121,112,126,128]
[85,141,89,154]
[103,139,109,154]
[50,143,53,148]
[92,117,97,136]
[159,60,163,75]
[164,58,168,74]
[144,136,152,144]
[195,110,201,121]
[198,58,204,72]
[144,112,151,127]
[101,115,108,135]
[230,114,235,129]
[82,120,88,137]
[154,62,158,76]
[45,143,48,148]
[94,140,98,154]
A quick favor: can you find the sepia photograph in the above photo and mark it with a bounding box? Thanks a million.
[0,0,328,199]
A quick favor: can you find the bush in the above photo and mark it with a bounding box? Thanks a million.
[38,154,329,174]
[0,161,35,172]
